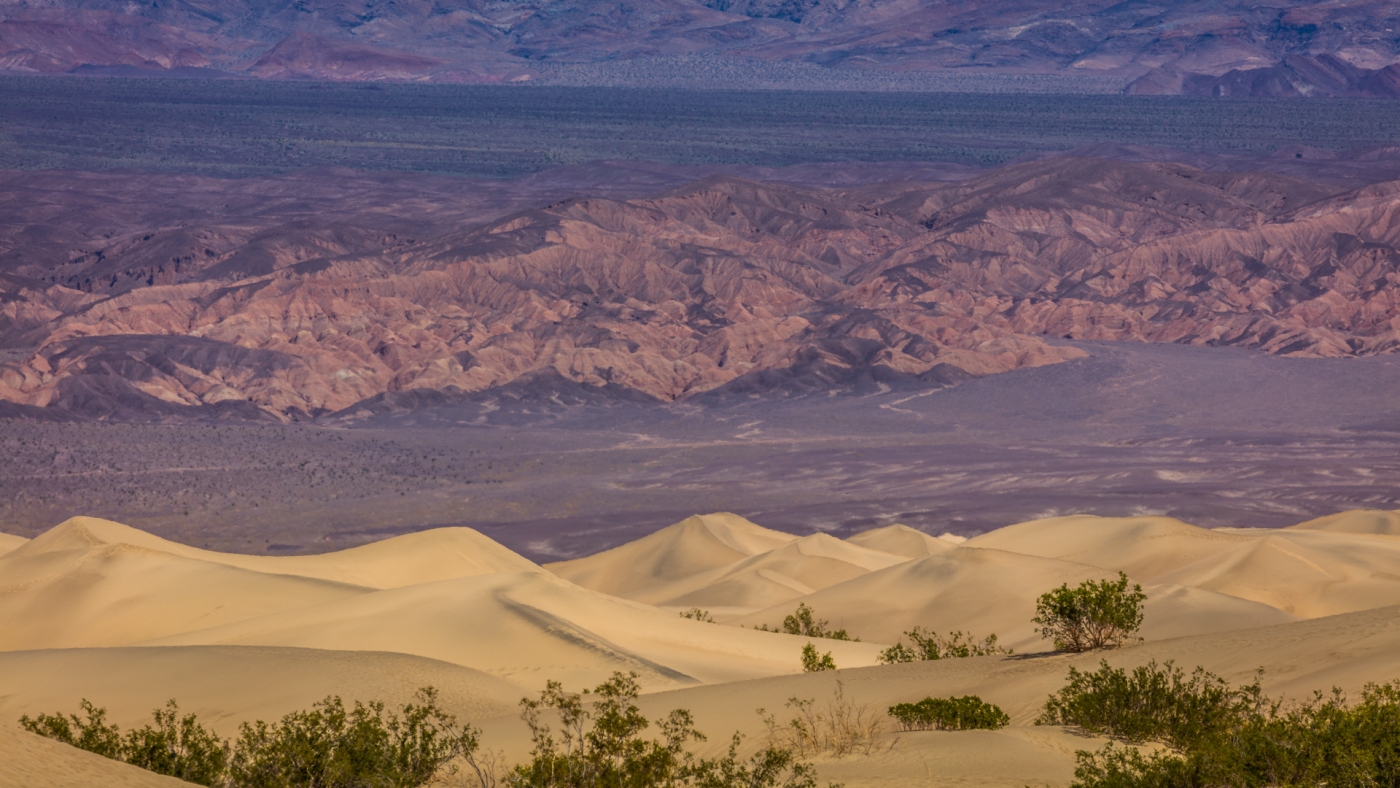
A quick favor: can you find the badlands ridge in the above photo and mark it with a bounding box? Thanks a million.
[6,509,1400,785]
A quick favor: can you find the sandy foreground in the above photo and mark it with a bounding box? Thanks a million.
[3,510,1400,786]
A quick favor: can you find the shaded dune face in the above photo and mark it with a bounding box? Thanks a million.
[5,158,1400,421]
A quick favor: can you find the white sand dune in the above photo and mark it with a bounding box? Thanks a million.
[546,512,797,600]
[0,531,27,558]
[8,509,1400,788]
[640,533,908,610]
[148,570,886,691]
[731,546,1293,649]
[1287,508,1400,536]
[845,524,955,559]
[0,520,369,651]
[0,646,523,732]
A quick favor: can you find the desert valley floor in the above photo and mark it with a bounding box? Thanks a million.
[6,507,1400,786]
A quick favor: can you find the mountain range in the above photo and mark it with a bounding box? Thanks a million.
[2,0,1400,94]
[4,149,1400,420]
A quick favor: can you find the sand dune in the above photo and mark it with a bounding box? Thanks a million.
[147,570,885,691]
[0,520,369,650]
[731,546,1292,649]
[547,513,798,600]
[965,514,1255,582]
[0,646,523,732]
[845,524,955,559]
[1287,508,1400,536]
[640,533,908,610]
[0,532,27,558]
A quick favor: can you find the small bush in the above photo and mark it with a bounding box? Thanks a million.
[888,696,1009,732]
[800,644,836,673]
[759,604,856,641]
[761,681,888,757]
[877,628,1010,664]
[679,608,715,623]
[1033,572,1146,652]
[20,699,124,761]
[1036,660,1261,750]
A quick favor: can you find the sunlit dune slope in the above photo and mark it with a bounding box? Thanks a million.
[0,725,197,788]
[1287,508,1400,536]
[148,570,885,691]
[965,514,1254,581]
[952,511,1400,619]
[642,533,908,610]
[0,519,370,650]
[546,513,797,600]
[845,523,955,559]
[625,603,1400,788]
[731,546,1292,648]
[0,532,27,558]
[0,646,522,732]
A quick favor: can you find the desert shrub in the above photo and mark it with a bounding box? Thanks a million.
[686,734,821,788]
[1053,668,1400,788]
[800,644,836,673]
[230,687,480,788]
[1033,573,1146,652]
[124,700,231,786]
[1037,660,1261,750]
[679,609,715,623]
[508,671,833,788]
[887,696,1009,732]
[22,688,480,788]
[877,628,1010,664]
[760,681,888,758]
[21,699,226,785]
[758,604,856,641]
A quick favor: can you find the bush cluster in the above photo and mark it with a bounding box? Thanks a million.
[22,699,229,785]
[1036,660,1261,749]
[800,644,837,673]
[1041,661,1400,788]
[887,696,1009,732]
[760,682,887,758]
[877,628,1009,664]
[1033,573,1146,653]
[759,604,856,641]
[21,688,491,788]
[510,672,835,788]
[23,674,836,788]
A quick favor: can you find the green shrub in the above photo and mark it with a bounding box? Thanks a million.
[877,628,1010,664]
[230,687,480,788]
[20,688,480,788]
[679,608,715,623]
[20,699,124,761]
[124,701,230,786]
[1033,572,1146,652]
[800,644,836,673]
[1036,660,1261,750]
[21,700,226,786]
[887,696,1009,732]
[509,671,835,788]
[1052,668,1400,788]
[759,604,856,641]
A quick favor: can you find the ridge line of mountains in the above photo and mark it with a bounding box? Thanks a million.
[2,0,1400,95]
[5,149,1400,422]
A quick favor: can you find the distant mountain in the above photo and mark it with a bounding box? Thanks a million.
[1,0,1399,93]
[4,152,1400,420]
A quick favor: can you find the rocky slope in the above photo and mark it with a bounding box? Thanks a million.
[1,0,1398,92]
[3,154,1400,420]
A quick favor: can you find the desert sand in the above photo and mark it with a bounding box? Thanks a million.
[5,509,1400,787]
